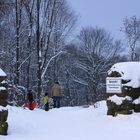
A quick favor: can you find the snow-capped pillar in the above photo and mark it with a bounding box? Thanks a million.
[0,69,8,135]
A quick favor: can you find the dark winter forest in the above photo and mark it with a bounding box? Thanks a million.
[0,0,140,108]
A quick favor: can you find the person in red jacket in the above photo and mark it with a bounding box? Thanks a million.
[27,89,35,110]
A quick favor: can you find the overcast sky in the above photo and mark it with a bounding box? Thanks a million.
[67,0,140,39]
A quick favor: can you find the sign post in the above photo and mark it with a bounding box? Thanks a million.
[106,77,122,93]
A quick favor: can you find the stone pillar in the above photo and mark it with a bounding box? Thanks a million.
[0,69,8,135]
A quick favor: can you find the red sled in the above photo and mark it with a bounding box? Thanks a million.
[27,101,36,110]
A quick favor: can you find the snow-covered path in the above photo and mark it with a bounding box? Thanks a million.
[1,101,140,140]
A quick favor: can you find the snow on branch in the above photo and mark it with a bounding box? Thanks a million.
[41,50,66,79]
[73,79,88,86]
[75,62,89,72]
[69,71,88,86]
[19,51,34,70]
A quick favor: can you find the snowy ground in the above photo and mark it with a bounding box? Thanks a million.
[1,101,140,140]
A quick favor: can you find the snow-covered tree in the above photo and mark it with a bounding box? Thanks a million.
[75,27,123,104]
[122,16,140,61]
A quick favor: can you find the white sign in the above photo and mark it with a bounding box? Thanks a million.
[106,77,122,93]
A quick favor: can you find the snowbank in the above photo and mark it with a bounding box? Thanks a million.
[0,102,140,140]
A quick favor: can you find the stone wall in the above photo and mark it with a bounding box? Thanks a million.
[107,71,140,116]
[107,95,133,116]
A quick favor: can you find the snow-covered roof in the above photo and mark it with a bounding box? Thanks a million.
[108,62,140,88]
[0,68,6,77]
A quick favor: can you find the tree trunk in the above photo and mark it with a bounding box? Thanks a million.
[36,0,42,105]
[15,0,21,85]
